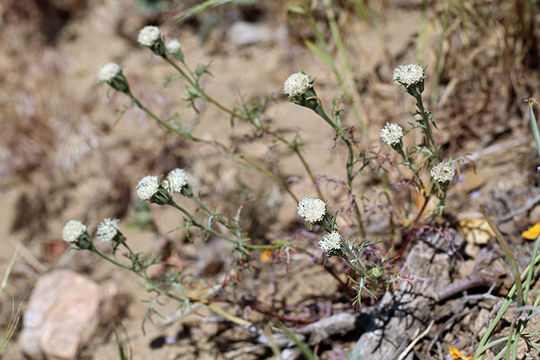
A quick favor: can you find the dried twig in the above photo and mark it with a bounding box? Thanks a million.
[496,194,540,224]
[437,273,497,302]
[396,320,434,360]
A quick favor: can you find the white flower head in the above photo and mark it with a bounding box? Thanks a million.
[96,218,120,242]
[297,196,326,224]
[319,231,342,253]
[136,175,160,200]
[393,64,425,86]
[98,62,121,83]
[166,40,181,54]
[63,220,87,243]
[430,161,455,183]
[380,122,404,146]
[283,72,312,97]
[166,168,188,193]
[138,26,161,46]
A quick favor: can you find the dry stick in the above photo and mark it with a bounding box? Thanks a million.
[436,273,497,302]
[428,308,470,355]
[396,320,434,360]
[496,194,540,224]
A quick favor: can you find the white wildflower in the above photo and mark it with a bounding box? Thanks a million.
[166,40,181,54]
[283,72,311,97]
[138,26,161,46]
[166,168,188,193]
[430,161,455,183]
[380,122,404,146]
[297,196,326,224]
[393,64,425,86]
[319,231,342,253]
[96,218,120,242]
[63,220,87,243]
[98,62,121,83]
[136,175,160,200]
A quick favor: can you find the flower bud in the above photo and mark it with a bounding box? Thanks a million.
[166,39,184,61]
[136,175,172,205]
[138,26,165,56]
[62,220,92,249]
[96,218,124,243]
[98,62,129,93]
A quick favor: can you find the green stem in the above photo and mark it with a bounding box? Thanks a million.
[267,129,325,201]
[312,104,365,237]
[165,53,324,202]
[528,98,540,159]
[92,246,133,271]
[414,92,439,159]
[126,90,299,203]
[168,200,238,245]
[322,0,366,130]
[190,194,214,216]
[481,207,523,308]
[163,55,245,120]
[313,104,339,131]
[474,255,540,358]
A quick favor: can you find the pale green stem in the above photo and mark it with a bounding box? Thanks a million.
[126,90,299,203]
[312,104,366,237]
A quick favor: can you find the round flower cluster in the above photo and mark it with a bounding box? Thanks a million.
[164,168,188,194]
[96,218,120,242]
[297,196,326,224]
[393,64,425,86]
[136,175,160,200]
[98,62,121,83]
[166,40,181,55]
[380,122,404,146]
[138,26,161,47]
[283,72,311,97]
[62,220,87,243]
[319,231,342,253]
[430,161,455,183]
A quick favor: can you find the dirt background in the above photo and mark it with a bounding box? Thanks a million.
[1,0,540,359]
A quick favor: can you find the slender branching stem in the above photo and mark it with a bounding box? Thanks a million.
[312,104,366,237]
[162,55,326,201]
[126,90,299,203]
[168,200,238,245]
[414,91,440,161]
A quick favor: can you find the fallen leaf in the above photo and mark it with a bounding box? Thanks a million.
[261,249,273,263]
[522,223,540,240]
[458,217,495,245]
[449,345,473,360]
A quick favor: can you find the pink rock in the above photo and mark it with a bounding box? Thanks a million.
[19,270,100,360]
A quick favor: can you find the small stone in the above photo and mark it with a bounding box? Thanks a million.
[19,270,101,360]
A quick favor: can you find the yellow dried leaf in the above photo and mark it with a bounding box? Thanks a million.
[261,249,273,263]
[458,217,495,245]
[522,223,540,240]
[449,345,473,360]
